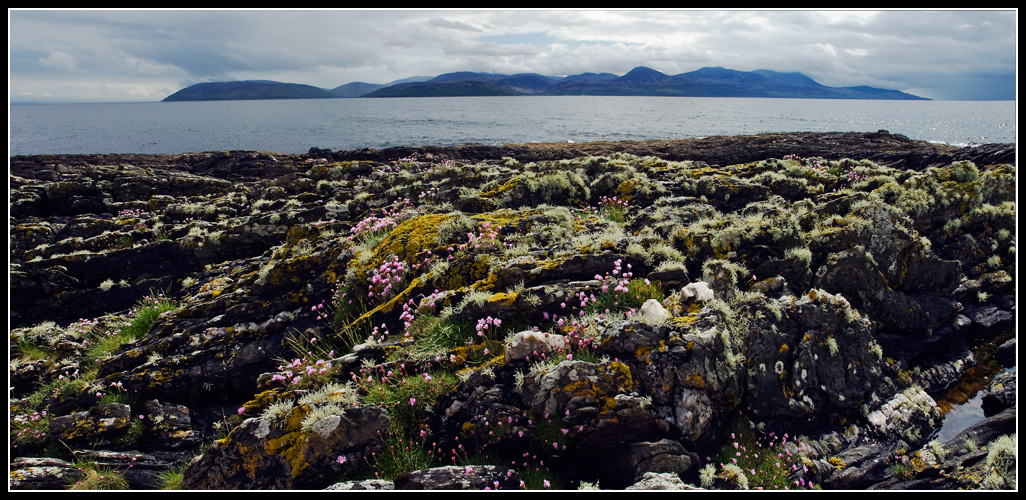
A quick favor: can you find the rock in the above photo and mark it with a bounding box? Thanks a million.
[504,330,566,363]
[9,457,86,490]
[822,442,894,490]
[681,281,714,302]
[139,400,203,450]
[394,465,521,490]
[913,351,974,394]
[596,320,671,354]
[992,337,1016,368]
[49,403,138,450]
[324,479,395,490]
[639,299,669,321]
[520,359,634,420]
[865,385,942,448]
[813,247,959,334]
[8,137,1015,491]
[965,305,1014,337]
[180,404,389,489]
[609,439,695,487]
[742,290,884,428]
[72,449,182,490]
[626,471,700,490]
[980,368,1015,417]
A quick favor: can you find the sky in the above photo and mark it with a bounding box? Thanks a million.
[8,8,1018,103]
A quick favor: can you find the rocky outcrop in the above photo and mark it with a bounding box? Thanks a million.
[179,405,389,489]
[8,132,1015,490]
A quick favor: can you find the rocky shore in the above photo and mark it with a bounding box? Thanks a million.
[9,131,1016,490]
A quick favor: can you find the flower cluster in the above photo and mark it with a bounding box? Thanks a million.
[596,195,631,222]
[418,187,441,203]
[475,316,502,338]
[452,221,504,254]
[10,407,49,448]
[785,154,866,191]
[349,197,422,243]
[270,353,335,388]
[65,317,100,337]
[350,215,398,240]
[117,208,150,218]
[711,423,815,490]
[368,256,407,304]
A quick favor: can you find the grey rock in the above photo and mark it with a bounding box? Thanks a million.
[394,465,521,490]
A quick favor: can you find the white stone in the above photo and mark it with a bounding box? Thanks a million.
[640,299,669,321]
[682,281,715,302]
[504,330,566,363]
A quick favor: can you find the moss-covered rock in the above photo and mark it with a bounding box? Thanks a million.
[7,135,1016,490]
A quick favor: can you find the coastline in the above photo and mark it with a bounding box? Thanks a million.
[9,130,1016,175]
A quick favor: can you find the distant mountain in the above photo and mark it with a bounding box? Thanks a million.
[328,82,386,98]
[541,66,927,99]
[362,66,926,100]
[162,67,929,102]
[162,80,335,101]
[361,72,560,97]
[385,76,435,85]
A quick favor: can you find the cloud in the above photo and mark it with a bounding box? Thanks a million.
[37,51,80,72]
[428,17,483,32]
[8,9,1017,102]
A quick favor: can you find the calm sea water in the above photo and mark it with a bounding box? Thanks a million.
[9,96,1016,156]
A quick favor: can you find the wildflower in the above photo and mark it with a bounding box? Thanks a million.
[543,480,551,488]
[337,455,347,465]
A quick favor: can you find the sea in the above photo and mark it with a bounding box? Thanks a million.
[8,96,1016,157]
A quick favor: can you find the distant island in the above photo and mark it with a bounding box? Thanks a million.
[162,66,928,101]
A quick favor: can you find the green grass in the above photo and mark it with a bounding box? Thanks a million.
[85,291,178,362]
[357,361,460,443]
[710,415,816,490]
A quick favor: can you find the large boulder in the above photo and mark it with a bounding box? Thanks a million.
[180,404,388,489]
[598,312,746,448]
[48,403,138,450]
[742,290,885,429]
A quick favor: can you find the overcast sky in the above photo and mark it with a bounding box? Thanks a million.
[8,8,1018,103]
